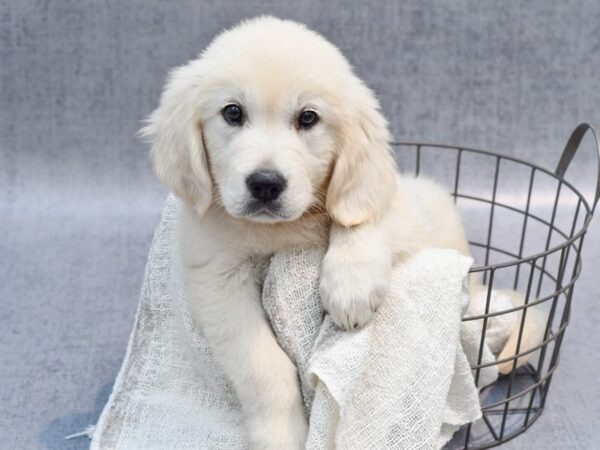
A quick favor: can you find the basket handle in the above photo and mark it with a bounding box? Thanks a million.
[555,122,600,212]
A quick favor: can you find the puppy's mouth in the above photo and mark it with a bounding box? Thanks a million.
[242,200,290,223]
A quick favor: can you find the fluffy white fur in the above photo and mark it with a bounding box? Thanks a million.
[142,16,540,449]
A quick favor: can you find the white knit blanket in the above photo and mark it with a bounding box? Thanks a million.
[91,197,511,449]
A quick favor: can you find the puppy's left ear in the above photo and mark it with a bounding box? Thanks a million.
[139,62,213,217]
[326,84,397,227]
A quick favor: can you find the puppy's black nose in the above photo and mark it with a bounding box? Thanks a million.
[246,170,287,202]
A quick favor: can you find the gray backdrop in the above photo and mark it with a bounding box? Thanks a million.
[1,1,599,449]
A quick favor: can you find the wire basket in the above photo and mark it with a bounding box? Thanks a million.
[392,123,600,449]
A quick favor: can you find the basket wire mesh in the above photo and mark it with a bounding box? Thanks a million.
[392,123,600,449]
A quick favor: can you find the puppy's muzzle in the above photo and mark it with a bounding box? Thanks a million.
[246,170,287,203]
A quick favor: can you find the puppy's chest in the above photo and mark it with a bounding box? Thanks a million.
[209,214,330,255]
[230,221,329,254]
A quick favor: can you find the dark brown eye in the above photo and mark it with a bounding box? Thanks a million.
[298,110,319,129]
[222,104,244,126]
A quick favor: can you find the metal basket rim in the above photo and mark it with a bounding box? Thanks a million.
[391,141,595,272]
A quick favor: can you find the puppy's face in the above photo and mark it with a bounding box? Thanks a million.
[202,75,338,222]
[144,17,397,227]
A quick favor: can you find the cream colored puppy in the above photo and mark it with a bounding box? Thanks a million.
[142,16,479,449]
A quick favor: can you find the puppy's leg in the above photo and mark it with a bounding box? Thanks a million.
[185,257,307,449]
[320,217,393,330]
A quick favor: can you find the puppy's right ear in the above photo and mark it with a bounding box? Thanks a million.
[140,63,212,216]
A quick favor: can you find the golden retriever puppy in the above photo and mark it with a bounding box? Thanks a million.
[141,16,524,449]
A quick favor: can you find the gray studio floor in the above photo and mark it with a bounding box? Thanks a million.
[1,1,599,449]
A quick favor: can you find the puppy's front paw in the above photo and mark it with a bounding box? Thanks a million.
[319,252,391,330]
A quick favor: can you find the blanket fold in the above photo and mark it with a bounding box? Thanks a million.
[91,197,510,449]
[263,248,492,449]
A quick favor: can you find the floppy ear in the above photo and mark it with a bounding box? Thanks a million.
[140,63,212,216]
[326,85,397,227]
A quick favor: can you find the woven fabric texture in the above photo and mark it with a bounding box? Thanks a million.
[90,196,519,449]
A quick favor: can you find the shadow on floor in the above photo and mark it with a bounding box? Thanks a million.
[38,383,113,450]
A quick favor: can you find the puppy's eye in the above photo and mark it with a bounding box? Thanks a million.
[222,104,244,126]
[298,110,319,129]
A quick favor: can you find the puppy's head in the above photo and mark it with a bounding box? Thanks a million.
[142,16,397,227]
